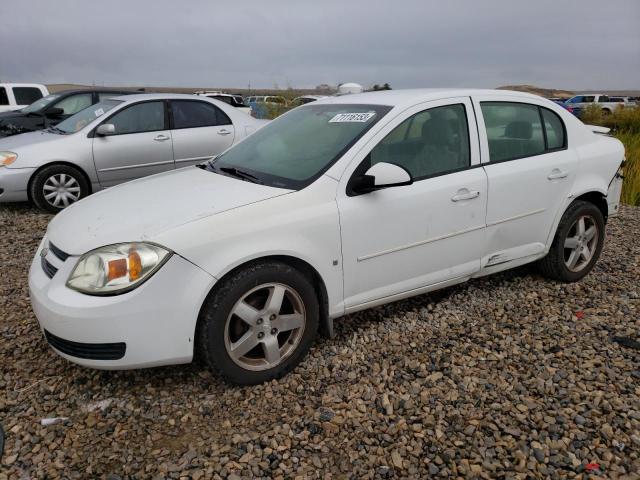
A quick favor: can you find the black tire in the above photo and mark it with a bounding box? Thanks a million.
[538,200,605,282]
[29,164,89,213]
[196,260,319,385]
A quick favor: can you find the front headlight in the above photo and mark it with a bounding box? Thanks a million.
[66,243,171,295]
[0,151,17,167]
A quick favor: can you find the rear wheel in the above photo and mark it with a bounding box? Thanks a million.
[196,261,319,385]
[538,200,605,282]
[30,164,89,213]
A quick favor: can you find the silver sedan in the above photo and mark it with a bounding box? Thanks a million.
[0,93,267,212]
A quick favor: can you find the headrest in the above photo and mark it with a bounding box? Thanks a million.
[504,121,532,139]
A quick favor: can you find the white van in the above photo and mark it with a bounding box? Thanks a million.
[0,83,49,113]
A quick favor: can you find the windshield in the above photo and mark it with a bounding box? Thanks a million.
[55,100,122,134]
[21,94,61,113]
[210,103,391,189]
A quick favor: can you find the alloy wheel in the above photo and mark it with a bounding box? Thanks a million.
[42,173,81,208]
[224,282,306,371]
[563,214,599,272]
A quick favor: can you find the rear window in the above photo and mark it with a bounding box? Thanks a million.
[0,87,8,105]
[541,108,565,150]
[481,102,566,163]
[171,100,231,128]
[13,87,44,105]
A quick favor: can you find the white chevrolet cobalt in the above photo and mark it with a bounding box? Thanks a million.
[29,89,624,385]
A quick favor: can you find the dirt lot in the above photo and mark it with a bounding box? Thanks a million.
[0,203,639,479]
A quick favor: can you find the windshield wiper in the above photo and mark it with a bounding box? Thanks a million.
[47,126,66,135]
[218,166,262,184]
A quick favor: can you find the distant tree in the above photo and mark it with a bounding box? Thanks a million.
[382,83,392,90]
[372,84,381,91]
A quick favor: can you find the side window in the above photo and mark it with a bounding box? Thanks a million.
[108,101,165,134]
[369,104,470,179]
[598,96,610,103]
[53,93,93,115]
[541,108,566,150]
[12,87,44,105]
[0,87,8,105]
[480,102,545,162]
[171,100,231,128]
[583,96,595,103]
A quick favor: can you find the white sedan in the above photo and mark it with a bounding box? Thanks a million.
[29,89,624,385]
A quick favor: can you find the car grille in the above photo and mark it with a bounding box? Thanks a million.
[41,257,58,279]
[49,242,70,261]
[44,330,126,360]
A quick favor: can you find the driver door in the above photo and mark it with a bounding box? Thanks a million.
[92,100,174,187]
[337,98,487,310]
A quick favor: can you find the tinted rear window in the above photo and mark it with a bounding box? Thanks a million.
[13,87,44,105]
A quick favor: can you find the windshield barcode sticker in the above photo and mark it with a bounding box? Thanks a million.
[94,108,105,117]
[329,112,376,123]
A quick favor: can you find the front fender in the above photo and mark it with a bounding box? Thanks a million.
[153,176,345,318]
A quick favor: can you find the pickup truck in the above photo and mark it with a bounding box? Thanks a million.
[0,83,49,113]
[564,94,633,116]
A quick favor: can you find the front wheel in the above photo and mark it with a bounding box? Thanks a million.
[538,200,605,282]
[196,261,319,385]
[29,164,89,213]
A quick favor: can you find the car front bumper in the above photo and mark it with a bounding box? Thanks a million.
[0,167,35,202]
[28,237,216,369]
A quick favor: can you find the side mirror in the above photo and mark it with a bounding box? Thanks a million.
[96,124,115,136]
[46,107,64,118]
[351,162,412,195]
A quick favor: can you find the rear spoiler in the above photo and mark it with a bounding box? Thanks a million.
[587,125,611,135]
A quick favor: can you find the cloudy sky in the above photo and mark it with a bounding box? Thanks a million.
[1,0,638,90]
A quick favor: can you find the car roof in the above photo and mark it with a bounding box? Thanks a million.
[313,88,547,107]
[0,83,46,88]
[51,88,135,96]
[110,92,214,102]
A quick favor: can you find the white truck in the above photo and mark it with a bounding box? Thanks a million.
[564,93,634,115]
[0,83,49,113]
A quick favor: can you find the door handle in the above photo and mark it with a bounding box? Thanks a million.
[154,134,170,142]
[547,168,568,180]
[217,129,232,136]
[451,189,480,202]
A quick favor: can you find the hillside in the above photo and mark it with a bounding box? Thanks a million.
[497,85,574,98]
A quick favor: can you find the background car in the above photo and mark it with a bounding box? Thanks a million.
[564,93,626,116]
[0,89,134,138]
[195,91,249,113]
[290,95,328,107]
[0,83,49,113]
[0,93,267,212]
[248,96,288,119]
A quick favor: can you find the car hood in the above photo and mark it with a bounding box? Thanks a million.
[0,110,26,120]
[0,112,41,138]
[47,167,293,255]
[0,129,63,150]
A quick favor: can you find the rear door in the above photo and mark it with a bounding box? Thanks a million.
[169,99,235,167]
[92,100,174,186]
[472,95,577,267]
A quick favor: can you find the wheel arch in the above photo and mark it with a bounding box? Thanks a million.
[546,188,608,249]
[26,161,93,202]
[573,190,608,223]
[196,254,333,342]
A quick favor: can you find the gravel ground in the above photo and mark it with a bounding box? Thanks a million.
[0,203,639,479]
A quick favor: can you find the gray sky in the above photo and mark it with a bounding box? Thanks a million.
[1,0,638,90]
